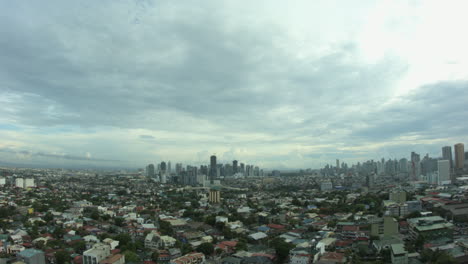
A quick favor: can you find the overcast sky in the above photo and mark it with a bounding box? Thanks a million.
[1,0,468,169]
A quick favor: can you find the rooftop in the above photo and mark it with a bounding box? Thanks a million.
[391,244,406,255]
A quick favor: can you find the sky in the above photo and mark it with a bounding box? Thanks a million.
[1,0,468,169]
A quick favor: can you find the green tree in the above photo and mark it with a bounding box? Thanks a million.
[196,242,214,256]
[72,240,87,253]
[114,233,132,248]
[43,212,54,222]
[114,217,125,227]
[151,251,160,262]
[55,250,69,264]
[270,238,294,263]
[235,240,247,251]
[123,250,140,262]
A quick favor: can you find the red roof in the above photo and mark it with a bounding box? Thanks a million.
[321,252,345,261]
[342,225,359,231]
[73,255,83,264]
[267,224,285,229]
[221,241,237,247]
[335,240,353,247]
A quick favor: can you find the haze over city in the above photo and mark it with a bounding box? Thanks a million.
[1,0,468,169]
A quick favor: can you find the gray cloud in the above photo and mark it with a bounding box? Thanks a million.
[0,148,119,162]
[0,0,467,168]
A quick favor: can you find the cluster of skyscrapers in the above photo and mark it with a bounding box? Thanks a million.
[322,143,467,186]
[145,155,263,186]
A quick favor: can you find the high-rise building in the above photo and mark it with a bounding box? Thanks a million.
[146,164,155,178]
[168,161,172,174]
[438,159,450,184]
[455,143,465,170]
[160,161,167,172]
[398,158,408,173]
[175,163,183,175]
[411,152,421,181]
[210,155,217,183]
[336,159,340,169]
[233,160,238,173]
[442,146,453,169]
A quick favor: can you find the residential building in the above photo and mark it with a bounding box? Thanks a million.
[170,252,205,264]
[390,191,406,203]
[99,254,125,264]
[209,189,221,203]
[17,249,46,264]
[83,243,111,264]
[438,160,450,184]
[442,146,453,169]
[390,244,408,264]
[407,216,454,241]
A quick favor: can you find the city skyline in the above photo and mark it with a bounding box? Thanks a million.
[1,1,468,169]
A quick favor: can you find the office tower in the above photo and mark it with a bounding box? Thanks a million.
[398,158,408,173]
[442,146,453,169]
[336,159,340,169]
[240,163,245,174]
[411,152,421,181]
[146,164,155,178]
[175,163,183,175]
[160,161,167,172]
[438,159,450,184]
[210,155,217,183]
[455,143,465,170]
[168,161,171,174]
[233,160,238,173]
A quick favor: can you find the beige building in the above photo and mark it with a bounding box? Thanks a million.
[209,189,220,203]
[83,243,111,264]
[455,143,465,169]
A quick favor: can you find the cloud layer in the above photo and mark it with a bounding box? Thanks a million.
[1,0,468,169]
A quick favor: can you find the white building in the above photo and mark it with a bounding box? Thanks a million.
[24,178,35,188]
[0,177,5,185]
[320,181,333,191]
[83,243,111,264]
[103,238,119,250]
[438,160,451,185]
[15,178,24,188]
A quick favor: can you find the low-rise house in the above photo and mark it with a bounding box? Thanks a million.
[83,243,111,264]
[17,248,46,264]
[215,241,237,254]
[170,252,205,264]
[317,252,346,264]
[99,253,125,264]
[103,238,119,250]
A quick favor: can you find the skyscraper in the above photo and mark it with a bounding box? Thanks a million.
[160,161,167,172]
[411,152,421,181]
[146,164,155,178]
[233,160,238,173]
[438,159,450,184]
[210,155,217,184]
[455,143,465,170]
[442,146,453,169]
